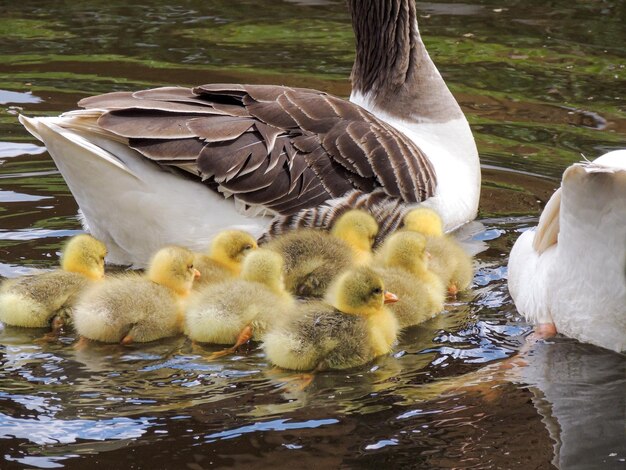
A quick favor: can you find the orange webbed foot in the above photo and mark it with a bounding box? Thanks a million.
[73,336,90,351]
[207,325,254,360]
[280,361,327,391]
[271,371,316,392]
[447,283,459,298]
[34,315,67,344]
[207,346,238,360]
[527,322,557,344]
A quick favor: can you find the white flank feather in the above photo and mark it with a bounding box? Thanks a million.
[19,115,271,267]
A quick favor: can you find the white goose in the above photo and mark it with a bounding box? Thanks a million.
[19,0,479,267]
[508,150,626,352]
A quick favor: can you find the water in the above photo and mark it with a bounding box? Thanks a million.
[1,0,625,468]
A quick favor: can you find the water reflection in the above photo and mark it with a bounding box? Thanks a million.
[0,0,624,467]
[514,340,626,469]
[0,414,153,445]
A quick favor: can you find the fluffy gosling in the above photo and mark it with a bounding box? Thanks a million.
[73,246,199,344]
[193,230,257,287]
[375,231,446,329]
[264,209,378,298]
[263,266,399,371]
[185,249,294,352]
[0,234,106,328]
[330,209,378,264]
[403,207,473,295]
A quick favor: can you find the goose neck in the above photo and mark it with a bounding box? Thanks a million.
[348,0,463,122]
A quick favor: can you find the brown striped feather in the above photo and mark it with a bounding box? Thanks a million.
[83,93,229,115]
[132,87,211,105]
[254,122,283,154]
[129,138,204,161]
[98,112,198,139]
[187,116,254,142]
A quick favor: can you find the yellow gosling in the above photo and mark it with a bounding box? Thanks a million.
[185,249,294,353]
[330,209,378,264]
[0,234,106,328]
[375,231,446,329]
[73,246,199,344]
[193,230,257,287]
[262,209,377,298]
[263,266,399,371]
[403,207,473,295]
[264,229,355,298]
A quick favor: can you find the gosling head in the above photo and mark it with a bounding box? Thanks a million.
[147,246,199,296]
[209,230,258,274]
[326,266,398,316]
[379,231,429,275]
[241,249,287,296]
[403,207,444,237]
[331,209,379,255]
[60,234,107,280]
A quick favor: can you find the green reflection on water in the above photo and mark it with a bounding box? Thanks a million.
[0,18,75,40]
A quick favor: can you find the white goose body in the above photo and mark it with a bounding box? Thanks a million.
[508,150,626,352]
[19,0,479,267]
[19,116,265,265]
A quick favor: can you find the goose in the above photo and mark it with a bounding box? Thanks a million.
[18,0,479,267]
[507,150,626,353]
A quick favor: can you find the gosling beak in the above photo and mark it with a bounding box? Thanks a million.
[426,251,432,261]
[383,291,399,304]
[193,269,201,280]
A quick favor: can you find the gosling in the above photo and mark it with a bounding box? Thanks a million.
[403,207,473,295]
[185,249,294,352]
[193,230,257,287]
[375,231,446,329]
[263,266,399,371]
[73,246,199,344]
[0,234,106,329]
[264,209,378,297]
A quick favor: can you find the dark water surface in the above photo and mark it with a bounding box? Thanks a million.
[0,1,625,468]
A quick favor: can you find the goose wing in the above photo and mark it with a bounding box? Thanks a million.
[532,187,561,254]
[78,84,436,216]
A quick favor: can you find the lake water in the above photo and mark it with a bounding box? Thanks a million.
[0,1,624,468]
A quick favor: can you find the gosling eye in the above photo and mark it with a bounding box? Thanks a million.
[187,264,194,270]
[243,244,253,251]
[372,287,382,296]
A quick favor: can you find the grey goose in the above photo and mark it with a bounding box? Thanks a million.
[20,0,480,267]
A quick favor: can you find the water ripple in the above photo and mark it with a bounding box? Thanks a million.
[0,414,153,445]
[204,418,339,442]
